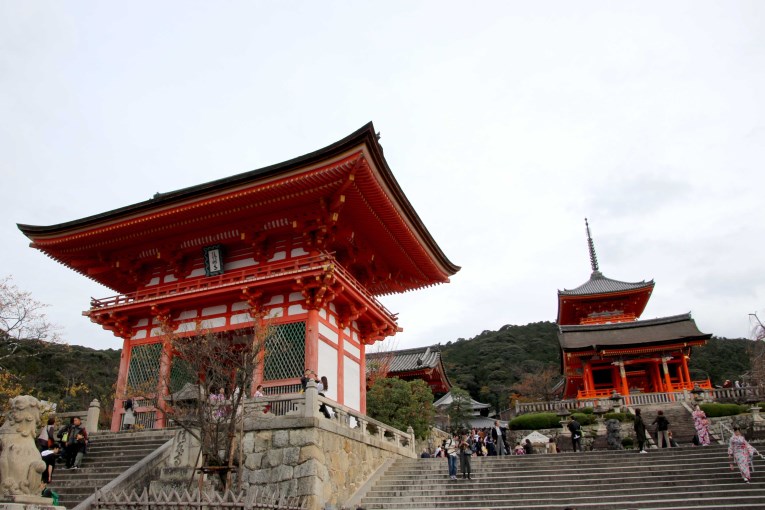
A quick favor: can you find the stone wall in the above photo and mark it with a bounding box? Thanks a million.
[237,384,416,510]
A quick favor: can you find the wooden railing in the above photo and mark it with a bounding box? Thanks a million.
[88,252,395,320]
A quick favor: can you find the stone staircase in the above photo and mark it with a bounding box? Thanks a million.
[49,429,175,509]
[358,444,765,509]
[637,402,699,445]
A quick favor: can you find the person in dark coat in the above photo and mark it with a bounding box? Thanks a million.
[634,408,647,453]
[651,410,670,448]
[568,417,582,452]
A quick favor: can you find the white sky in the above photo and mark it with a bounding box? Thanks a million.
[1,1,763,350]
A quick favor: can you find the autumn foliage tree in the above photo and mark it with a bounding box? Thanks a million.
[511,365,562,402]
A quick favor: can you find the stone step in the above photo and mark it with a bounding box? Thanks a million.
[359,441,765,510]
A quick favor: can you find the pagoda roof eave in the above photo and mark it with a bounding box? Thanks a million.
[558,271,655,297]
[558,313,712,351]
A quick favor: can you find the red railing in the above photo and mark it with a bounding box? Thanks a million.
[88,252,395,319]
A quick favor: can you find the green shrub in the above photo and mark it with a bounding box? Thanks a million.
[604,412,635,422]
[577,407,594,414]
[700,403,749,418]
[509,413,561,430]
[570,412,596,425]
[621,437,634,449]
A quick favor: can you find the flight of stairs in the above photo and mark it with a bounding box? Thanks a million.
[358,445,765,509]
[48,429,175,509]
[638,402,700,445]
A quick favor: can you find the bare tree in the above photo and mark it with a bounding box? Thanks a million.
[135,314,271,492]
[0,276,61,370]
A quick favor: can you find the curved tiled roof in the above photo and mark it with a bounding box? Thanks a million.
[366,345,442,373]
[558,313,711,350]
[558,271,654,296]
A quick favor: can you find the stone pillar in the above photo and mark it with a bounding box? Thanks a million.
[87,399,101,432]
[407,426,415,455]
[304,380,320,419]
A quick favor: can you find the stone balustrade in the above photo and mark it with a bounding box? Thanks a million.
[516,386,765,416]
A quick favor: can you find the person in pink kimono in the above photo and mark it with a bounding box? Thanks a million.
[692,405,711,446]
[728,427,758,483]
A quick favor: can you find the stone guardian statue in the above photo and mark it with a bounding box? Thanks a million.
[0,395,47,497]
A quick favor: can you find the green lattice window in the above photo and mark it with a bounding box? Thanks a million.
[127,343,162,393]
[263,322,306,381]
[169,356,195,393]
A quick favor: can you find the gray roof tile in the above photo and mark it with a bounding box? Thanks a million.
[558,271,654,296]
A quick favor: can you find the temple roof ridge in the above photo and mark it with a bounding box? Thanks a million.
[558,272,654,296]
[559,312,694,332]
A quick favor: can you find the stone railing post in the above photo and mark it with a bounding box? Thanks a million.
[304,380,320,418]
[407,426,415,455]
[87,399,101,432]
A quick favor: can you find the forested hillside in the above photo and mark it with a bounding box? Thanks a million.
[0,322,754,418]
[2,340,120,412]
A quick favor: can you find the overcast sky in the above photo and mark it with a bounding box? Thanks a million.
[2,1,763,351]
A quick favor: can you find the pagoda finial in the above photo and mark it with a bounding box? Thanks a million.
[585,218,599,273]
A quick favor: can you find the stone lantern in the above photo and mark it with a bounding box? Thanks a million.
[691,383,705,405]
[557,406,571,435]
[609,390,623,414]
[593,405,608,435]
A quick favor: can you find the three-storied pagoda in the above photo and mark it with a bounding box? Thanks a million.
[557,220,711,400]
[18,123,459,430]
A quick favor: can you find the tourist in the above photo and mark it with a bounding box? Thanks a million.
[692,405,711,446]
[254,384,265,397]
[210,387,227,418]
[491,420,506,456]
[122,398,136,430]
[668,430,679,448]
[652,410,670,448]
[420,448,431,458]
[545,437,558,454]
[317,375,332,418]
[523,438,534,454]
[729,427,758,483]
[300,369,313,391]
[444,434,459,480]
[634,408,647,453]
[40,445,60,483]
[568,417,582,452]
[459,433,472,479]
[37,417,55,451]
[513,443,525,455]
[63,416,88,469]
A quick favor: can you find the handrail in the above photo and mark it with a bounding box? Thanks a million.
[88,252,395,319]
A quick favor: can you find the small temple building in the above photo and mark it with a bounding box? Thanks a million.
[18,123,459,430]
[557,220,712,400]
[366,346,451,397]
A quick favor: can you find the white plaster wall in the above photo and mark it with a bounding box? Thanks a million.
[344,342,360,359]
[318,341,338,401]
[225,257,257,270]
[202,305,227,316]
[344,356,360,412]
[131,330,147,340]
[318,322,336,344]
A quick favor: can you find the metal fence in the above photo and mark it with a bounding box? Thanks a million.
[93,487,306,510]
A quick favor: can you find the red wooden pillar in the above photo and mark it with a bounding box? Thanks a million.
[682,355,692,386]
[111,337,132,432]
[582,361,592,395]
[652,362,664,392]
[305,309,319,372]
